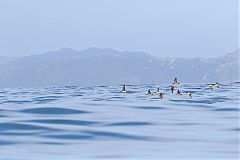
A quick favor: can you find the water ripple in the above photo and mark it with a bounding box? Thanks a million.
[134,106,166,110]
[26,119,99,126]
[107,121,153,126]
[82,131,154,140]
[0,140,17,145]
[214,108,239,112]
[20,107,89,114]
[0,122,56,131]
[45,134,94,140]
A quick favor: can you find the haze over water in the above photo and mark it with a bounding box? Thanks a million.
[0,82,239,159]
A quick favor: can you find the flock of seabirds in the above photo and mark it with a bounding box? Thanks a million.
[120,78,220,99]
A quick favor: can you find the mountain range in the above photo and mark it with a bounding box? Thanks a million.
[0,47,239,88]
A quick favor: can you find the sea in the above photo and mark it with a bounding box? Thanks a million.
[0,83,239,160]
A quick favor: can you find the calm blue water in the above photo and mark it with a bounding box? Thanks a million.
[0,83,239,160]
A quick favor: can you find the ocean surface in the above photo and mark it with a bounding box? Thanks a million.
[0,83,239,160]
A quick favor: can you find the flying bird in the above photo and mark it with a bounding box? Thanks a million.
[156,88,160,95]
[208,82,220,91]
[170,85,174,94]
[173,77,180,85]
[174,77,178,84]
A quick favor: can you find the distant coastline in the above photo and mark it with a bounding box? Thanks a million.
[0,47,239,88]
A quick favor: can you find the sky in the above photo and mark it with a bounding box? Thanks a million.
[0,0,238,58]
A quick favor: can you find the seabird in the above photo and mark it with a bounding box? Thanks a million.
[176,89,181,96]
[173,77,180,85]
[159,92,164,100]
[174,77,178,84]
[146,89,153,95]
[208,84,214,91]
[121,85,127,93]
[208,82,220,91]
[186,91,192,99]
[170,85,174,94]
[156,88,160,95]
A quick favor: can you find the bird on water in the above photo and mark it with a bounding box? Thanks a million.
[176,89,182,96]
[186,91,192,99]
[146,89,153,95]
[121,85,127,93]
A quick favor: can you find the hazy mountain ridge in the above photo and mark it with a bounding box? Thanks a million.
[0,48,239,88]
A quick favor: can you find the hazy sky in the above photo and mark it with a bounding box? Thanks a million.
[0,0,238,58]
